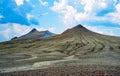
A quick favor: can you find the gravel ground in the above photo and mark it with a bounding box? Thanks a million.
[1,65,120,76]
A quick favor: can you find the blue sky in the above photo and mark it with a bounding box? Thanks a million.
[0,0,120,42]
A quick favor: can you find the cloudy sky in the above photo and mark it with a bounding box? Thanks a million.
[0,0,120,42]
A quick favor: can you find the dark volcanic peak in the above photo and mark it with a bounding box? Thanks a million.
[11,36,18,40]
[29,28,39,33]
[73,24,86,29]
[62,24,91,35]
[72,24,90,32]
[20,28,39,38]
[31,28,38,31]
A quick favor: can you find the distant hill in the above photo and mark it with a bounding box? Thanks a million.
[11,28,56,40]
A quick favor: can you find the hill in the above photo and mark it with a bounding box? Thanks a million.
[0,24,120,72]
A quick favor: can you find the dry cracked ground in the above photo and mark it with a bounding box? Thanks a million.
[0,25,120,75]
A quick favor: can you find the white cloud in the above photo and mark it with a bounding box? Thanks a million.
[37,28,46,31]
[4,29,11,39]
[51,0,119,26]
[12,23,31,36]
[106,3,120,25]
[51,0,68,12]
[26,14,33,20]
[84,25,105,34]
[109,31,114,36]
[15,0,24,6]
[81,0,107,14]
[51,0,77,25]
[25,0,29,2]
[116,3,120,12]
[0,29,11,39]
[39,0,48,6]
[37,27,56,32]
[84,25,120,36]
[48,27,56,32]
